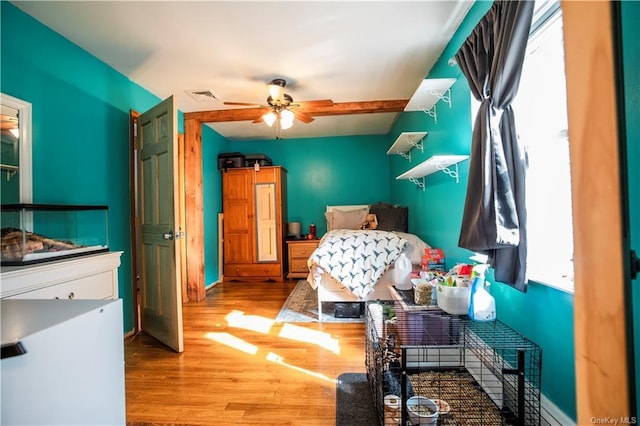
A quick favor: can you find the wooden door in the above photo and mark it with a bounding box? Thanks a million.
[137,96,184,353]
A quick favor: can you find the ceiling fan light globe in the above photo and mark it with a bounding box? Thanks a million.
[280,109,295,122]
[267,81,285,101]
[263,111,277,127]
[281,119,294,130]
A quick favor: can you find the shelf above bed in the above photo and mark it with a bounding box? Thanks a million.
[386,132,428,162]
[404,78,456,123]
[396,155,469,190]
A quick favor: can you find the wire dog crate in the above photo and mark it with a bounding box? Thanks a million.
[365,301,542,426]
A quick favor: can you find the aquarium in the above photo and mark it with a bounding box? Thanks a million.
[1,204,109,265]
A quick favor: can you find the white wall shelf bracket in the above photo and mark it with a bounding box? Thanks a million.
[406,135,424,153]
[436,161,460,183]
[420,104,438,123]
[408,177,425,191]
[398,151,411,161]
[1,164,19,181]
[432,88,452,109]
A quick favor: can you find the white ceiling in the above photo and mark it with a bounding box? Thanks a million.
[12,1,472,140]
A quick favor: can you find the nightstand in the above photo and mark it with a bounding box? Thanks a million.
[286,239,320,279]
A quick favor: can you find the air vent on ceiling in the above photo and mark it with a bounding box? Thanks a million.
[185,90,220,102]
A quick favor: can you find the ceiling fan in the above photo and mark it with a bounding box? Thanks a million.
[223,78,334,136]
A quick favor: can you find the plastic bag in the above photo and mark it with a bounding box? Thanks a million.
[467,275,496,321]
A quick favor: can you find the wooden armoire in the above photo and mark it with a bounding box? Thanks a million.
[222,166,287,281]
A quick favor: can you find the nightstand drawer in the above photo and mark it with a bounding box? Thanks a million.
[289,259,310,273]
[289,241,319,258]
[286,239,320,279]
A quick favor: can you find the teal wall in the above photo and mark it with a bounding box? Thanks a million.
[389,0,577,419]
[225,135,391,236]
[202,126,227,287]
[620,0,640,412]
[5,0,638,417]
[0,2,227,331]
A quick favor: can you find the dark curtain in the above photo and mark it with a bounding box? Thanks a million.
[455,0,534,292]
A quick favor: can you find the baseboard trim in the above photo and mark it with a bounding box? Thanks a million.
[541,394,575,426]
[205,280,221,291]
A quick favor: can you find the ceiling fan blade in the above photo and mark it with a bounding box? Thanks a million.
[295,99,334,108]
[224,101,262,107]
[251,107,271,123]
[293,110,314,124]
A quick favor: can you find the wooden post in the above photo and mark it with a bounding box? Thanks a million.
[184,118,205,301]
[562,1,631,421]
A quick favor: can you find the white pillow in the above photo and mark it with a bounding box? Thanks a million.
[393,231,431,264]
[326,207,369,230]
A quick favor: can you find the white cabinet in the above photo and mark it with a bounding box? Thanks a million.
[1,299,126,425]
[0,251,122,300]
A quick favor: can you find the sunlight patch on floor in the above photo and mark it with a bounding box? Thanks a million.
[204,332,259,355]
[266,352,336,383]
[278,323,341,354]
[224,310,275,334]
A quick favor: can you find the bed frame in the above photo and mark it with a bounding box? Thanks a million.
[310,205,395,321]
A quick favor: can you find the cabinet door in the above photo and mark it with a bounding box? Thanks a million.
[222,170,253,263]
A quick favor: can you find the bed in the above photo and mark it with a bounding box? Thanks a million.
[305,204,430,320]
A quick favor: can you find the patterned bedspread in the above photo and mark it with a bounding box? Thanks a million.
[307,229,407,298]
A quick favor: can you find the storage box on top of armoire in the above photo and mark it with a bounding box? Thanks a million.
[244,154,273,167]
[217,152,245,171]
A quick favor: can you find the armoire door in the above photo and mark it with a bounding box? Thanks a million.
[222,170,254,264]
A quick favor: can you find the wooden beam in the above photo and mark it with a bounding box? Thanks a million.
[183,100,409,123]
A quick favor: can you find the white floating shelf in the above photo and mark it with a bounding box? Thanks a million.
[396,154,469,190]
[404,78,456,123]
[386,131,427,161]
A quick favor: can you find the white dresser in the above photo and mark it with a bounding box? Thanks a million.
[1,299,126,425]
[0,251,122,300]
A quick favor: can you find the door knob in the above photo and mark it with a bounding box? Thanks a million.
[162,230,174,240]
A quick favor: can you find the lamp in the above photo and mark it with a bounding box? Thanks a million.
[262,110,277,127]
[280,109,294,129]
[263,89,296,131]
[262,80,297,136]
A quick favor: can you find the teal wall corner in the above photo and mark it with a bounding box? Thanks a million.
[388,0,577,418]
[1,2,162,333]
[224,134,392,236]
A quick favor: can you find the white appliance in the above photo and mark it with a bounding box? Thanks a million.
[1,299,126,425]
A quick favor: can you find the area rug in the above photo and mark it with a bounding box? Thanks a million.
[274,280,364,323]
[336,372,378,426]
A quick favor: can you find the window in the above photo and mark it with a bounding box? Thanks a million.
[513,1,574,293]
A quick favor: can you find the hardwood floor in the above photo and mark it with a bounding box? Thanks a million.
[124,280,369,426]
